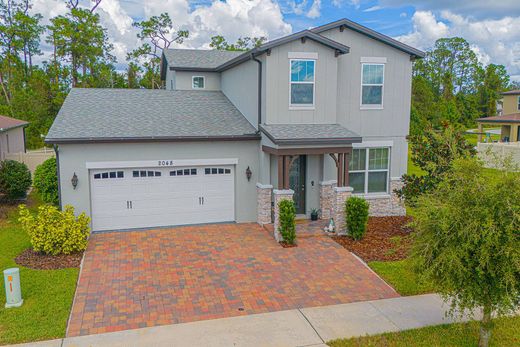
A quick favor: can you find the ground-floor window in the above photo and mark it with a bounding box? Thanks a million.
[348,147,390,194]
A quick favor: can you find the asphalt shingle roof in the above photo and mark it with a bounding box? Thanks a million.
[163,49,243,69]
[46,88,258,142]
[0,115,28,132]
[260,123,361,145]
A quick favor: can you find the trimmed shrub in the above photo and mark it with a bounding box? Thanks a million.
[278,199,296,244]
[0,160,31,201]
[19,204,90,255]
[345,196,369,240]
[34,157,59,205]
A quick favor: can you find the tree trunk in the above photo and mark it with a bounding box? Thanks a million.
[478,305,492,347]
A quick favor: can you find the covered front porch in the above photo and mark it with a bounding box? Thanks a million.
[256,124,361,240]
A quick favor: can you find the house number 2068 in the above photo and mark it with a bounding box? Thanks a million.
[158,160,174,166]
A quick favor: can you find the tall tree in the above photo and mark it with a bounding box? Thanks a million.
[478,64,510,117]
[411,37,513,133]
[47,5,114,87]
[412,158,520,347]
[127,13,188,89]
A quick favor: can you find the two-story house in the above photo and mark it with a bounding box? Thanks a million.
[46,18,424,233]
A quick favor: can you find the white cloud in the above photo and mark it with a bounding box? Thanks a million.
[288,0,308,16]
[396,11,449,48]
[29,0,292,68]
[364,5,382,12]
[307,0,321,18]
[397,11,520,80]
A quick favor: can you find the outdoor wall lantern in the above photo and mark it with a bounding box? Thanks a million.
[246,166,252,181]
[71,172,78,189]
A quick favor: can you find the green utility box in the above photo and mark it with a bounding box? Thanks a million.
[4,268,23,308]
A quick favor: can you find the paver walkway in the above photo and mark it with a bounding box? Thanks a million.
[67,223,398,336]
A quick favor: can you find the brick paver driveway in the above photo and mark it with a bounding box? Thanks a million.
[68,223,398,336]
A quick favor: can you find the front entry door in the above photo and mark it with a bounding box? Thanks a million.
[289,155,306,214]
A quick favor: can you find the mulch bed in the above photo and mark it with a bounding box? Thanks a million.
[331,216,413,262]
[15,248,83,270]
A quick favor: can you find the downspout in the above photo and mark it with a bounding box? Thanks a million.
[53,144,62,209]
[251,53,262,129]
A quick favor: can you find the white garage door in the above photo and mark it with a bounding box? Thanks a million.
[90,165,235,231]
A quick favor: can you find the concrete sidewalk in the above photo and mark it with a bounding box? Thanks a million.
[10,294,479,347]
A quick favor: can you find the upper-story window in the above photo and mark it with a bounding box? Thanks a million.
[192,76,205,89]
[361,63,384,108]
[517,96,520,111]
[290,59,315,107]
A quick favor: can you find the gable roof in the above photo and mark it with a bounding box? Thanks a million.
[311,18,425,58]
[162,30,350,74]
[162,49,243,71]
[46,88,259,144]
[217,30,350,71]
[0,115,28,132]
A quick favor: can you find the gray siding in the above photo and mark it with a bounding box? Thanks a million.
[174,71,221,91]
[57,141,260,225]
[221,60,259,129]
[264,39,338,124]
[319,27,413,178]
[318,27,413,136]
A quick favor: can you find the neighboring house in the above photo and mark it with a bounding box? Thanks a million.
[0,115,28,160]
[476,90,520,168]
[46,18,424,233]
[477,90,520,143]
[501,90,520,116]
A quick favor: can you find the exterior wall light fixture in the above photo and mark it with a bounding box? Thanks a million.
[246,166,252,181]
[71,172,78,189]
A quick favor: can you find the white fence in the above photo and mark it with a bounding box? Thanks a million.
[477,142,520,169]
[5,148,55,173]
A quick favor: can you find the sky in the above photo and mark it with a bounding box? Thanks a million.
[30,0,520,80]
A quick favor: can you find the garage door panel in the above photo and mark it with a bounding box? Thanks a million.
[90,165,235,231]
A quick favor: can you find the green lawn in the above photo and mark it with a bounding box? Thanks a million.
[328,315,520,347]
[0,195,79,345]
[368,259,433,296]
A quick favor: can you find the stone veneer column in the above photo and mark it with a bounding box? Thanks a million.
[390,179,406,216]
[332,186,353,235]
[273,189,294,242]
[319,180,337,220]
[256,183,273,225]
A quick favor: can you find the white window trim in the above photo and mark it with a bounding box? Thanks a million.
[289,59,316,110]
[349,147,390,195]
[517,96,520,111]
[192,75,205,89]
[360,63,385,110]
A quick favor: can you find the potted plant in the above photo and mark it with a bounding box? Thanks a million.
[310,208,320,221]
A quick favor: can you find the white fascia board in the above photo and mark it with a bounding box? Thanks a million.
[86,158,239,169]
